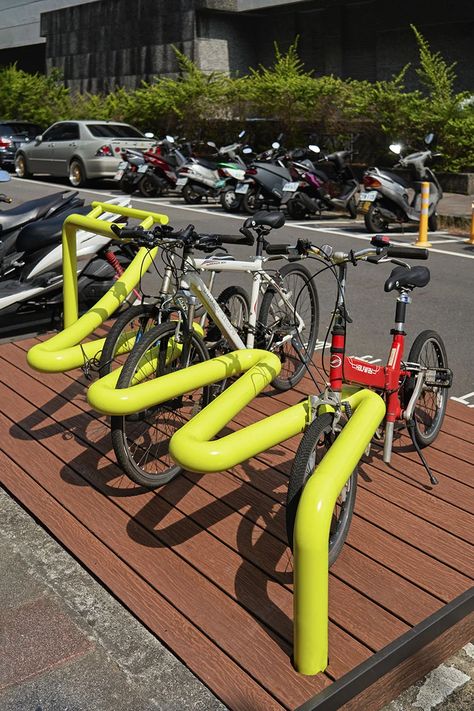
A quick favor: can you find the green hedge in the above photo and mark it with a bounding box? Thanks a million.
[0,28,472,172]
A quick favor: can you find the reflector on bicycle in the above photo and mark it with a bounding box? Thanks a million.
[370,234,390,247]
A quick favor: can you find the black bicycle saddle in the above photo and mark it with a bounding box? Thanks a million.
[384,265,430,292]
[244,211,285,230]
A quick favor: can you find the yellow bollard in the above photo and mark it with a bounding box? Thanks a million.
[414,181,432,247]
[465,202,474,245]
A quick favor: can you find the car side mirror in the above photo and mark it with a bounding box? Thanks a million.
[144,132,154,139]
[35,135,43,143]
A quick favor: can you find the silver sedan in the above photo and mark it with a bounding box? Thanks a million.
[14,120,155,187]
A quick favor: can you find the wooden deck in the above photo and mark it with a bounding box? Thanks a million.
[1,334,473,711]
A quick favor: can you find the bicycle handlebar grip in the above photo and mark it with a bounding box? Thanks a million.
[180,224,196,242]
[110,224,146,240]
[265,243,291,255]
[387,246,429,260]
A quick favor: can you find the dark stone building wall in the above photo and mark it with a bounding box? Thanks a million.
[40,0,474,93]
[41,0,197,92]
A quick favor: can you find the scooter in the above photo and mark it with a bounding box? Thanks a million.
[236,139,292,214]
[281,146,359,219]
[176,132,247,204]
[0,196,135,338]
[136,137,189,198]
[115,137,189,198]
[359,134,443,233]
[0,171,85,275]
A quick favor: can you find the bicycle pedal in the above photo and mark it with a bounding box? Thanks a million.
[425,368,453,388]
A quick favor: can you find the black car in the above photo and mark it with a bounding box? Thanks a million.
[0,121,43,169]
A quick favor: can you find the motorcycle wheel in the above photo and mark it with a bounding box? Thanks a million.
[182,183,203,204]
[428,213,438,232]
[364,203,389,233]
[286,198,307,220]
[220,187,240,212]
[119,176,136,194]
[139,175,161,198]
[347,196,357,219]
[242,187,261,214]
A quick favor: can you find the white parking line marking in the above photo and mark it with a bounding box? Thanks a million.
[12,178,474,260]
[450,392,474,408]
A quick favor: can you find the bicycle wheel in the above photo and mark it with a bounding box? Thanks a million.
[98,303,160,377]
[258,262,319,391]
[205,285,250,353]
[111,321,211,488]
[286,413,357,567]
[403,330,448,448]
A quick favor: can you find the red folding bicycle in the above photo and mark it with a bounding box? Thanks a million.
[281,234,453,562]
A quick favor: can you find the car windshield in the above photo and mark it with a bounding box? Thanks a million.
[86,124,145,138]
[0,123,41,136]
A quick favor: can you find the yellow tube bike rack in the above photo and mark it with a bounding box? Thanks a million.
[25,200,386,675]
[87,344,385,674]
[26,202,168,373]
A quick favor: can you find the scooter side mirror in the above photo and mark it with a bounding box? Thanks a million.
[308,145,320,154]
[144,132,154,138]
[424,133,434,145]
[207,141,217,149]
[389,143,402,155]
[242,147,253,154]
[165,135,175,143]
[272,142,280,149]
[238,130,246,139]
[0,170,11,182]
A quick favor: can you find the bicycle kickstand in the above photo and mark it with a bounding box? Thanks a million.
[406,420,439,486]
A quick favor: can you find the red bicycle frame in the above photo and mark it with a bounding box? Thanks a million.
[326,263,412,463]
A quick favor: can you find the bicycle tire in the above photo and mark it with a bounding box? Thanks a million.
[98,303,160,377]
[258,262,319,391]
[403,329,449,448]
[111,321,211,488]
[286,413,357,567]
[204,285,250,353]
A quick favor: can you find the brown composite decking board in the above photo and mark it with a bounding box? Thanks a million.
[1,334,473,711]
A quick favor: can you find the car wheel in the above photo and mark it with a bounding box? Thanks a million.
[69,158,88,187]
[15,153,32,179]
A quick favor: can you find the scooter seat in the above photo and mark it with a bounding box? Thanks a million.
[383,170,410,189]
[0,191,81,235]
[196,158,219,171]
[384,265,430,293]
[244,210,285,230]
[16,205,91,254]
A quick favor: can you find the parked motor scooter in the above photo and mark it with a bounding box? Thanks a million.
[176,132,247,204]
[137,136,189,198]
[281,146,359,219]
[0,196,136,338]
[359,134,443,233]
[236,138,292,214]
[0,170,85,275]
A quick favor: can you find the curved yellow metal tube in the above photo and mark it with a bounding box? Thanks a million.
[27,203,168,373]
[87,347,310,470]
[293,388,386,675]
